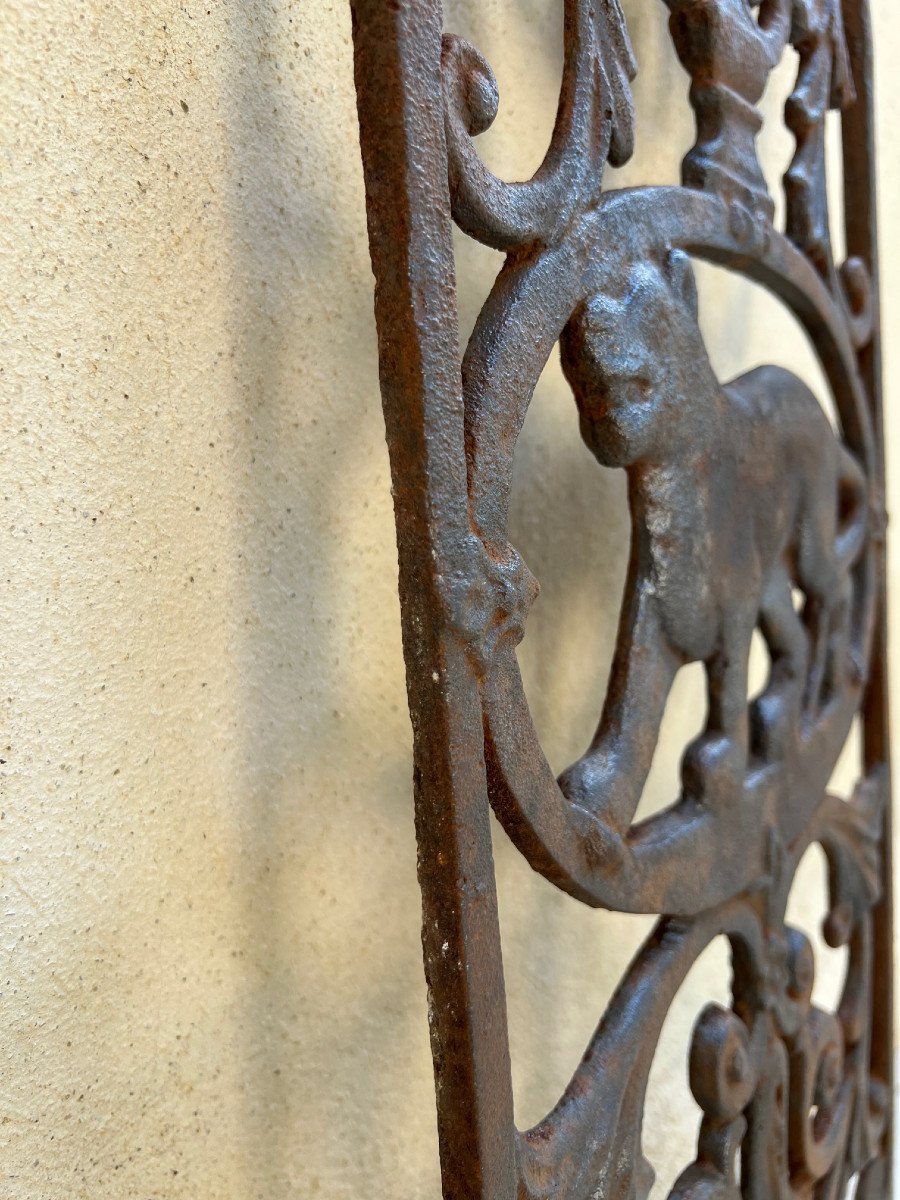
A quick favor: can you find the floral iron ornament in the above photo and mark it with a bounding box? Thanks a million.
[350,1,892,1197]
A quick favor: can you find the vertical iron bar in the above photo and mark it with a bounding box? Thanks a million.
[842,2,894,1193]
[349,4,517,1197]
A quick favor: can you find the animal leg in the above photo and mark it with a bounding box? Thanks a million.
[820,575,855,701]
[801,591,833,717]
[751,570,808,760]
[682,626,752,808]
[558,584,680,834]
[802,446,867,707]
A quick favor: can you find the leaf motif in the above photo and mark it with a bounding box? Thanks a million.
[818,770,886,946]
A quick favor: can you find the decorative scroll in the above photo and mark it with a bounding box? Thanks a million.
[350,1,891,1197]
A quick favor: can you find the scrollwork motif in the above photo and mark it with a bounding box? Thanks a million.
[442,0,636,251]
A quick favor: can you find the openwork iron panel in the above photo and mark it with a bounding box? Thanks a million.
[350,2,892,1197]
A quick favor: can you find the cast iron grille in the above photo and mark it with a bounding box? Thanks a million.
[350,2,892,1197]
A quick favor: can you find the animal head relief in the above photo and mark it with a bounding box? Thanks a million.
[561,250,706,468]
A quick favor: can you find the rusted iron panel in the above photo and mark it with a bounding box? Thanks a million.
[350,2,892,1197]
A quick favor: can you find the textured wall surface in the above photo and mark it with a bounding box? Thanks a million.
[2,2,898,1197]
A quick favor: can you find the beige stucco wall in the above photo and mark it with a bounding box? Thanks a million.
[2,2,898,1197]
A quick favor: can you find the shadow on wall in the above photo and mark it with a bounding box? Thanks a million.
[217,3,440,1195]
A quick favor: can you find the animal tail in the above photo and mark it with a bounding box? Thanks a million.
[835,446,869,572]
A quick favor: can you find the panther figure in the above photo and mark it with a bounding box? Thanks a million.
[553,248,867,830]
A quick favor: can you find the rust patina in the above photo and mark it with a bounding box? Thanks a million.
[350,1,892,1196]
